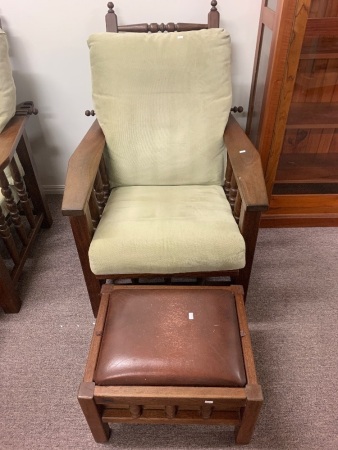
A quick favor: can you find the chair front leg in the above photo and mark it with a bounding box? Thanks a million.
[70,210,103,317]
[237,207,263,296]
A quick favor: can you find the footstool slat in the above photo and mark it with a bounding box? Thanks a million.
[102,408,242,425]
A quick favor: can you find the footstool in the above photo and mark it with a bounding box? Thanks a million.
[78,285,262,445]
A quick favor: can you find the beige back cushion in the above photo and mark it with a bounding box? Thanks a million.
[0,29,16,133]
[88,29,232,187]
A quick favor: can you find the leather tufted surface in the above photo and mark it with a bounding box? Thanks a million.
[94,288,247,387]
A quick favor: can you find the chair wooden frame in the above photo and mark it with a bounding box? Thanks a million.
[0,102,52,313]
[78,284,263,445]
[62,1,269,317]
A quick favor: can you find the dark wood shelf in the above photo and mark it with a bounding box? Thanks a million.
[276,153,338,184]
[273,182,338,195]
[286,103,338,129]
[305,18,338,38]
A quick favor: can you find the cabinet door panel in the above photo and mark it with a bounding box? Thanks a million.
[276,3,338,190]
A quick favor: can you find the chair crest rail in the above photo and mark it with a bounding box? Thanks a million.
[118,23,208,33]
[106,1,219,32]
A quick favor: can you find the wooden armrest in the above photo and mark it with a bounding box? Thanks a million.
[62,120,106,216]
[223,114,269,211]
[0,115,28,171]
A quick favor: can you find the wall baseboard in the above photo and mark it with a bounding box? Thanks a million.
[43,185,65,195]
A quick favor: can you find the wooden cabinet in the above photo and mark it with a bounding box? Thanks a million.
[246,0,338,226]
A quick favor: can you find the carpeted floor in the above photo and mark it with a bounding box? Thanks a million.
[0,195,337,450]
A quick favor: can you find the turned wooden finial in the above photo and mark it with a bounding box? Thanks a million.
[15,101,38,116]
[211,0,218,10]
[107,2,115,13]
[231,106,244,113]
[208,1,219,28]
[106,2,118,32]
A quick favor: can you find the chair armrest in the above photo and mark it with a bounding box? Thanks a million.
[223,114,268,212]
[62,120,106,216]
[0,115,28,171]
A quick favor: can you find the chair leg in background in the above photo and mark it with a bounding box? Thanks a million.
[0,257,21,313]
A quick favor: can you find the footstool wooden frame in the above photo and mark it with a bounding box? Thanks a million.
[78,285,262,445]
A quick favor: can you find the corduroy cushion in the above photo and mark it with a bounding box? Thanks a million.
[88,185,245,275]
[0,29,16,133]
[88,29,232,187]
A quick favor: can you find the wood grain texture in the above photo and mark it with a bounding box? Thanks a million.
[0,116,27,171]
[224,115,269,212]
[62,120,106,216]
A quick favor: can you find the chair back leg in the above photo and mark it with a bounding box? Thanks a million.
[0,256,21,313]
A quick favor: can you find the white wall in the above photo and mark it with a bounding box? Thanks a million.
[0,0,260,192]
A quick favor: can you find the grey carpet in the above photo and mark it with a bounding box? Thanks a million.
[0,195,337,450]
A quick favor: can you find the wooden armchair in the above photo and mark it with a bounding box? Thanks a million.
[0,102,52,313]
[62,1,269,317]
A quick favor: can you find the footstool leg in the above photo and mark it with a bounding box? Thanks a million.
[235,385,263,445]
[78,382,110,443]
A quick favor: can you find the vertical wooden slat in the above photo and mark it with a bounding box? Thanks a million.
[201,404,213,419]
[0,172,28,245]
[94,171,106,216]
[129,405,142,418]
[99,156,110,202]
[10,158,36,228]
[224,160,233,198]
[229,174,238,208]
[233,193,242,222]
[16,133,53,228]
[165,405,177,419]
[89,190,101,230]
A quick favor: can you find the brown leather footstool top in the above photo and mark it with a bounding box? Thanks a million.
[94,288,247,387]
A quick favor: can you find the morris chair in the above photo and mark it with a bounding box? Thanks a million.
[62,1,269,317]
[0,22,52,313]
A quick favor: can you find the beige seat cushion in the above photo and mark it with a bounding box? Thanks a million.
[88,29,232,187]
[0,29,16,133]
[88,185,245,275]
